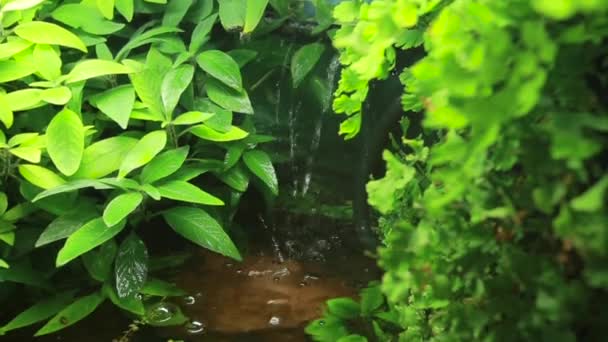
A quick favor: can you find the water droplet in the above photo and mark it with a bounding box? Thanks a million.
[299,281,308,287]
[273,277,280,282]
[236,269,243,274]
[225,262,233,268]
[268,316,281,327]
[185,320,205,334]
[146,302,178,324]
[134,293,143,300]
[318,320,325,326]
[183,296,196,305]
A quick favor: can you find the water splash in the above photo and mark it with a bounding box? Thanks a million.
[258,215,285,263]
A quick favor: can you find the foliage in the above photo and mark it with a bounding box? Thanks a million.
[0,0,337,337]
[310,0,608,341]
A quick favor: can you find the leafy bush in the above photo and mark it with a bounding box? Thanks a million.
[309,0,608,341]
[0,0,320,336]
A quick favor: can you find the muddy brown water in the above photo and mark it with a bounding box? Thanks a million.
[2,229,378,341]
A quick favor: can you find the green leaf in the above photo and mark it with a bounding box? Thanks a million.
[171,111,214,126]
[0,292,74,333]
[1,0,46,12]
[41,87,72,105]
[157,180,224,205]
[34,292,105,336]
[14,21,87,52]
[161,64,195,117]
[5,88,44,111]
[0,192,7,215]
[115,0,134,21]
[115,234,148,298]
[244,0,268,33]
[36,206,98,247]
[46,108,85,176]
[571,176,608,212]
[0,39,32,60]
[0,258,8,268]
[9,147,40,163]
[0,92,13,128]
[118,130,167,178]
[163,206,241,260]
[52,4,125,36]
[90,85,135,129]
[96,0,115,19]
[337,335,368,342]
[103,192,143,226]
[33,44,62,81]
[162,0,194,27]
[140,278,186,297]
[291,43,325,88]
[32,179,112,202]
[196,50,242,91]
[73,136,138,179]
[205,78,253,113]
[0,60,35,83]
[82,240,118,282]
[217,165,249,192]
[140,184,161,200]
[327,298,360,319]
[190,124,249,142]
[242,150,278,195]
[189,13,217,53]
[218,0,246,31]
[228,49,258,67]
[361,283,384,315]
[56,218,126,267]
[65,60,132,84]
[18,165,66,190]
[140,146,189,184]
[102,283,144,315]
[366,151,415,214]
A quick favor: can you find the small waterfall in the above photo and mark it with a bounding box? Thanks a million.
[300,55,341,196]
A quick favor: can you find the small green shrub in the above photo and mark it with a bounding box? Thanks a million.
[309,0,608,341]
[0,0,337,337]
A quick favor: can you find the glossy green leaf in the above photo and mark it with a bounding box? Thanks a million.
[171,111,214,125]
[35,293,105,336]
[102,283,144,315]
[140,146,189,184]
[1,0,46,12]
[36,207,98,247]
[73,136,138,179]
[291,43,325,88]
[33,44,62,81]
[0,258,8,268]
[118,130,167,178]
[162,0,194,27]
[0,92,13,128]
[0,292,74,333]
[243,0,268,33]
[196,50,242,91]
[115,234,148,298]
[9,147,40,163]
[190,124,249,142]
[0,39,32,60]
[32,180,112,202]
[157,180,224,205]
[218,0,246,31]
[46,109,84,176]
[205,78,253,113]
[189,13,218,53]
[103,193,143,226]
[52,4,125,36]
[18,165,66,190]
[242,150,278,195]
[0,60,35,83]
[90,85,135,129]
[140,278,186,297]
[14,21,87,52]
[163,206,241,260]
[217,165,249,192]
[56,218,126,267]
[115,0,134,21]
[82,240,118,282]
[161,64,195,117]
[96,0,115,19]
[41,87,72,105]
[5,89,43,112]
[65,60,132,84]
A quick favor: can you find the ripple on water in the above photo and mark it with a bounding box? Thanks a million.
[185,320,206,334]
[146,302,180,324]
